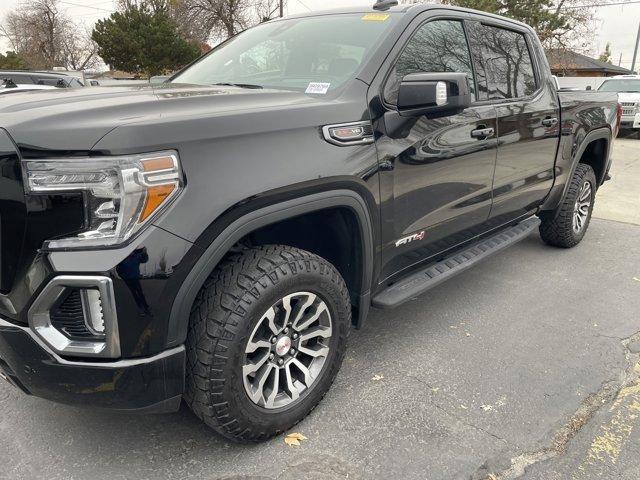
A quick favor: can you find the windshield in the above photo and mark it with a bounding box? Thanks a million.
[172,13,399,92]
[598,79,640,92]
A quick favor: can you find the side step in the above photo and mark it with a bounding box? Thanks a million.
[372,216,541,309]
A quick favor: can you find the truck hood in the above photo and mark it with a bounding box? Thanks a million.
[0,83,327,152]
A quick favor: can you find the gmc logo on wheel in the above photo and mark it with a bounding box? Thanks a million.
[395,231,426,247]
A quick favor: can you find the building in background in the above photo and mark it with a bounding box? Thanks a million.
[547,49,633,77]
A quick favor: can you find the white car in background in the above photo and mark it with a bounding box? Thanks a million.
[599,75,640,133]
[0,83,58,94]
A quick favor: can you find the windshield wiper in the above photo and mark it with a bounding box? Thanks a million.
[213,82,263,89]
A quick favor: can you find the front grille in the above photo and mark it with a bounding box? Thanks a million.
[622,109,635,116]
[50,289,96,339]
[621,102,636,107]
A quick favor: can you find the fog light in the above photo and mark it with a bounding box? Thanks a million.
[29,276,120,358]
[81,289,105,335]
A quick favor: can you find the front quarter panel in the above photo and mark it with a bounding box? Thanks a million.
[91,81,380,246]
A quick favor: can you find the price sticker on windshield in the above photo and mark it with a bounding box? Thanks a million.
[305,82,331,95]
[362,13,390,21]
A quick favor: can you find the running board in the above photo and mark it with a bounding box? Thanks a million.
[372,217,541,309]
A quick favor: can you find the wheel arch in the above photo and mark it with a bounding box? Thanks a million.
[540,127,612,215]
[165,189,376,348]
[577,136,610,187]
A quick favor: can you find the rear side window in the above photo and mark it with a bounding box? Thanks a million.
[384,19,476,104]
[467,23,537,100]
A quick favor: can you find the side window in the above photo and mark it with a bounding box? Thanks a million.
[467,23,537,100]
[384,19,476,105]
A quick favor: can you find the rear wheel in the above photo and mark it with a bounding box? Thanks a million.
[184,245,351,442]
[539,163,597,248]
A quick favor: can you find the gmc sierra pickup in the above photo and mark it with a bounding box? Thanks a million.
[0,1,622,442]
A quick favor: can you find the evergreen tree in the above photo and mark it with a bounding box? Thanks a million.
[92,2,201,77]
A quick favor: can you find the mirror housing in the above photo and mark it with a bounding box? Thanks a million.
[397,72,471,117]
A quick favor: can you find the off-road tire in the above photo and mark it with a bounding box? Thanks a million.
[539,163,597,248]
[184,245,351,442]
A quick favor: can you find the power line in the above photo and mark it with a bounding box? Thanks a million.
[559,1,640,9]
[58,1,113,13]
[295,0,312,12]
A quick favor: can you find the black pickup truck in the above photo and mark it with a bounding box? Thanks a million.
[0,1,622,442]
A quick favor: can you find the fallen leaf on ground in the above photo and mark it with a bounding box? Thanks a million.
[372,374,384,381]
[284,432,307,446]
[480,404,494,412]
[633,277,640,282]
[284,437,300,446]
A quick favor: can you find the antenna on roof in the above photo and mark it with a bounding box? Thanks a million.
[373,0,398,11]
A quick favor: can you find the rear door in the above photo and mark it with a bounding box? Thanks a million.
[372,16,498,280]
[466,20,560,222]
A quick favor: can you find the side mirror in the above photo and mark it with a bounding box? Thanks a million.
[90,80,100,86]
[586,85,592,91]
[397,72,471,117]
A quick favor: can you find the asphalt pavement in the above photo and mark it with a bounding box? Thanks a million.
[1,138,639,480]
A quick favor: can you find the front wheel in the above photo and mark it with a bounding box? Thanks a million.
[539,163,597,248]
[184,245,351,442]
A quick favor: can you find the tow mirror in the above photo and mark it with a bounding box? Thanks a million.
[397,72,471,117]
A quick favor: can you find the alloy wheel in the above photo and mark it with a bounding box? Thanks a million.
[572,180,592,234]
[242,292,332,409]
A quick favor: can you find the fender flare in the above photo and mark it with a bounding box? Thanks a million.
[564,127,611,190]
[542,127,611,214]
[165,189,375,347]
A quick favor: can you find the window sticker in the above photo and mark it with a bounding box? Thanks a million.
[362,13,390,21]
[305,82,331,94]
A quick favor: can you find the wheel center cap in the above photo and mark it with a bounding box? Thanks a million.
[275,336,292,357]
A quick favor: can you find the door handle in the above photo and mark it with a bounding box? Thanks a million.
[470,127,495,139]
[542,117,558,127]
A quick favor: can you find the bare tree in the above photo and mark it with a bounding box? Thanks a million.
[169,0,283,44]
[0,0,97,70]
[256,0,285,22]
[60,25,100,70]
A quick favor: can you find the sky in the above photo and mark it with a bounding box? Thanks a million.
[0,0,639,70]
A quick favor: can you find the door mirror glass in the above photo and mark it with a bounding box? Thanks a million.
[397,72,471,117]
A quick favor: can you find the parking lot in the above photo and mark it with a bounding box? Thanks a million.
[1,137,639,480]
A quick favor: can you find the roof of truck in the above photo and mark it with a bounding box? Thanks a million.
[281,2,532,30]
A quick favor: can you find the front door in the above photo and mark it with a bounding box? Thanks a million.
[373,18,498,281]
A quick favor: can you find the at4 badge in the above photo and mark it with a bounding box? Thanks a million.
[395,231,426,247]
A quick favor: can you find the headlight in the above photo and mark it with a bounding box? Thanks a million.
[23,151,182,249]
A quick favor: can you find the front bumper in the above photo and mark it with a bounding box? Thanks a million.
[0,317,185,412]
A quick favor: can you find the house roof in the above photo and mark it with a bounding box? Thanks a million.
[546,49,632,74]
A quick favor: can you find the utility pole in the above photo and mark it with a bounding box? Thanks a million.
[632,21,640,73]
[279,0,284,17]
